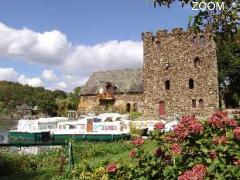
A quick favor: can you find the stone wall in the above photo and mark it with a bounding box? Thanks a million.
[78,93,143,115]
[142,28,219,118]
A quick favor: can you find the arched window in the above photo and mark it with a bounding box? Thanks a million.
[199,99,204,108]
[156,41,160,49]
[192,36,197,46]
[194,57,200,68]
[126,103,131,113]
[199,35,205,47]
[189,79,194,89]
[192,99,196,108]
[165,80,170,90]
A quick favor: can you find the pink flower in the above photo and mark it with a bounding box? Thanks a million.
[133,137,144,146]
[154,122,165,131]
[106,163,117,173]
[129,149,137,158]
[208,111,228,128]
[172,124,189,141]
[234,159,240,166]
[227,119,238,127]
[233,127,240,140]
[209,151,217,160]
[212,136,227,145]
[178,164,207,180]
[170,143,182,155]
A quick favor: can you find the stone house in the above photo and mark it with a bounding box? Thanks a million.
[78,28,219,118]
[78,68,144,115]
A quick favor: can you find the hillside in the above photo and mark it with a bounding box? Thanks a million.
[0,81,67,116]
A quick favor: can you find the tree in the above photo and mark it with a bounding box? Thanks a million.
[151,0,240,39]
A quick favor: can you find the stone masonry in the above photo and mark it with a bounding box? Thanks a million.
[142,28,219,118]
[78,28,219,118]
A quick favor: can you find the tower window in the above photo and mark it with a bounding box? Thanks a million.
[194,57,200,68]
[192,36,197,46]
[189,79,194,89]
[165,80,170,90]
[156,41,160,49]
[199,99,204,108]
[126,103,131,113]
[199,35,205,47]
[192,99,196,108]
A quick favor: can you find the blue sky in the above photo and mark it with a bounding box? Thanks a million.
[0,0,194,91]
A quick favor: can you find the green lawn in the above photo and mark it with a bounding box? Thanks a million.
[0,140,158,179]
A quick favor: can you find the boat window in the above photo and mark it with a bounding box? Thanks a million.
[105,117,113,122]
[69,125,77,129]
[115,117,121,121]
[93,118,101,123]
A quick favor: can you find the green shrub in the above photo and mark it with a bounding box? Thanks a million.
[103,112,240,179]
[130,112,142,121]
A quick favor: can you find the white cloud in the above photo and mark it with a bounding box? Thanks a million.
[18,74,43,87]
[0,22,71,65]
[0,22,143,91]
[54,81,67,91]
[42,69,59,81]
[62,40,142,76]
[0,67,19,81]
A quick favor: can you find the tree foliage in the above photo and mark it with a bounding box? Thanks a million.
[151,0,240,39]
[0,81,81,116]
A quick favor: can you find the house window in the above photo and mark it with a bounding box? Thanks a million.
[199,35,205,47]
[192,99,196,108]
[194,57,200,68]
[189,79,194,89]
[165,80,170,90]
[156,41,160,49]
[126,103,131,113]
[199,99,204,108]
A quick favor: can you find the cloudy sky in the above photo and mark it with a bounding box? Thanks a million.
[0,0,194,92]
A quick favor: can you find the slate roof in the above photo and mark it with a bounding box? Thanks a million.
[80,68,143,95]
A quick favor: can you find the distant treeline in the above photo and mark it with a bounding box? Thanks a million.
[0,81,81,116]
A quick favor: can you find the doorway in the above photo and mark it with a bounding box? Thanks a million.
[159,101,166,116]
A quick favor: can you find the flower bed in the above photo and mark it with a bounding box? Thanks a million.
[104,112,240,179]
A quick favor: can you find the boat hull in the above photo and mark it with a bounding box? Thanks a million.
[8,131,52,142]
[53,133,130,142]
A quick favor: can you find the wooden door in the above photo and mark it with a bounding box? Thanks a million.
[159,101,166,116]
[87,119,93,132]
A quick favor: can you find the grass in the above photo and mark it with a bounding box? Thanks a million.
[0,140,158,179]
[0,169,56,180]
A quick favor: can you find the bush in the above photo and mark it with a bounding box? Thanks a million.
[104,112,240,179]
[130,112,142,120]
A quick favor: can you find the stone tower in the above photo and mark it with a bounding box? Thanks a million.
[142,28,219,118]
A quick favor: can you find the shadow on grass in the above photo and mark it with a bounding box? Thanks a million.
[0,169,56,180]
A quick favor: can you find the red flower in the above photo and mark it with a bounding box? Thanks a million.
[154,122,165,131]
[178,164,207,180]
[208,111,228,128]
[209,151,217,160]
[133,137,144,146]
[129,149,137,158]
[233,127,240,140]
[172,124,189,141]
[170,143,182,155]
[188,121,204,134]
[227,119,238,127]
[212,136,227,145]
[106,163,117,173]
